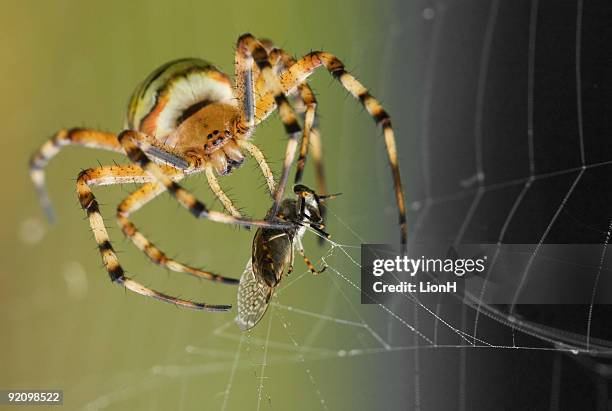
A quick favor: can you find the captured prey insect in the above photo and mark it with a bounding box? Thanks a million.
[236,184,339,331]
[29,33,406,310]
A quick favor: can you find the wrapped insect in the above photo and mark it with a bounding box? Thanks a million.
[236,185,339,330]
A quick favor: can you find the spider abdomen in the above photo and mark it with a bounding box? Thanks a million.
[126,58,235,139]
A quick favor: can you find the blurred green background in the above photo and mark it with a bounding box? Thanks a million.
[1,1,410,410]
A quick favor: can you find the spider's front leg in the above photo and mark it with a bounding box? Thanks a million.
[255,51,408,252]
[266,45,330,245]
[235,34,302,215]
[76,165,231,310]
[265,47,325,189]
[117,129,293,230]
[116,182,239,284]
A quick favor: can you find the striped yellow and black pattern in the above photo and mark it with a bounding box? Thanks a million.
[236,34,302,214]
[114,177,242,284]
[266,46,329,245]
[75,165,233,311]
[29,128,123,221]
[252,50,408,252]
[28,33,408,313]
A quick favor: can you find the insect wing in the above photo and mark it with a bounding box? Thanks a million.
[236,260,273,331]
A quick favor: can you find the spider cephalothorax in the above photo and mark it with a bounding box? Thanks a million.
[162,101,247,175]
[29,33,407,311]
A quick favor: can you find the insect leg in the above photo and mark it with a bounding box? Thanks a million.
[296,237,326,275]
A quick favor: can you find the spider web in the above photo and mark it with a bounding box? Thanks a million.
[50,1,612,409]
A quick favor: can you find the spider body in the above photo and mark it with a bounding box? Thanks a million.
[29,33,407,311]
[236,184,333,330]
[126,59,247,176]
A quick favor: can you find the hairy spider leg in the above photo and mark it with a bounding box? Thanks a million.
[28,127,247,222]
[76,164,232,310]
[254,51,408,252]
[266,45,329,245]
[29,128,123,222]
[116,181,239,284]
[265,47,322,187]
[236,34,302,216]
[235,140,276,194]
[232,40,276,196]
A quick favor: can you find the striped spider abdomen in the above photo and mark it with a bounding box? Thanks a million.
[126,58,248,175]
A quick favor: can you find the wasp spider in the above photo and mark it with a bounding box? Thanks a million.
[29,33,407,311]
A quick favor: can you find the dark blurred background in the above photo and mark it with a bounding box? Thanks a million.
[387,1,612,410]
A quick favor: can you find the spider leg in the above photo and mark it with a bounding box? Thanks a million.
[266,47,323,187]
[236,34,302,216]
[233,38,276,197]
[76,165,231,311]
[235,140,276,195]
[234,37,257,130]
[29,128,122,222]
[293,84,317,184]
[204,165,241,218]
[116,181,239,284]
[117,129,293,230]
[309,128,327,201]
[233,43,300,198]
[267,46,330,245]
[255,52,408,252]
